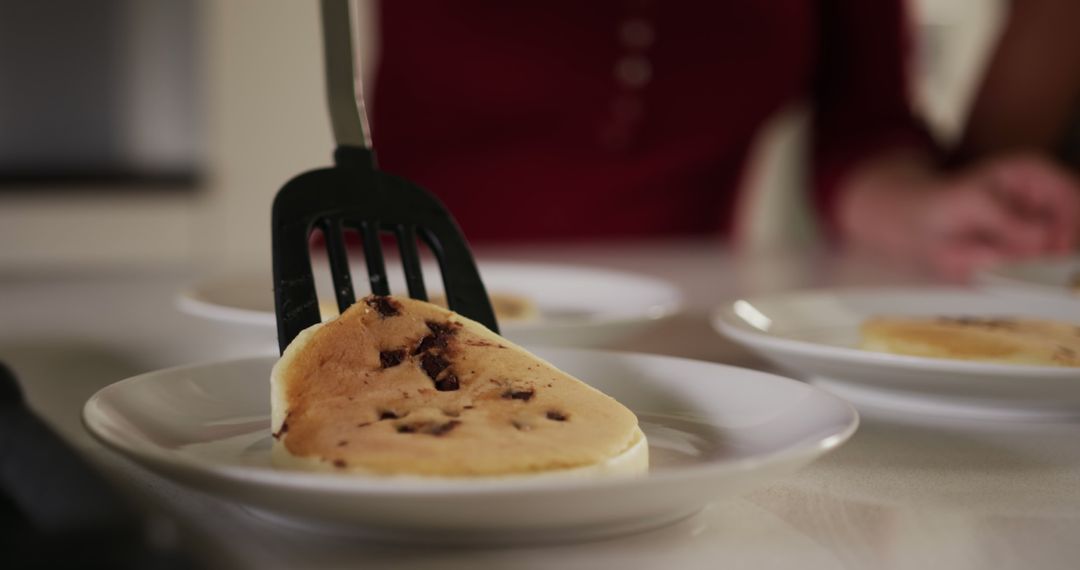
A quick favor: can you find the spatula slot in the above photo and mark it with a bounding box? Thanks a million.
[320,218,357,314]
[312,219,476,319]
[343,223,427,302]
[393,224,429,302]
[309,221,437,312]
[354,221,389,297]
[304,225,338,320]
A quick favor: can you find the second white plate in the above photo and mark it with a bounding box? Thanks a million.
[177,262,682,348]
[713,288,1080,420]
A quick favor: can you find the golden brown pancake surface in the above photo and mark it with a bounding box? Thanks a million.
[271,295,643,476]
[860,316,1080,367]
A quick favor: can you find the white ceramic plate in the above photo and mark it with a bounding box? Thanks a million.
[176,262,682,348]
[83,348,856,543]
[713,288,1080,420]
[976,255,1080,304]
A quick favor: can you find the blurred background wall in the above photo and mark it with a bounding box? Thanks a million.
[0,0,1003,270]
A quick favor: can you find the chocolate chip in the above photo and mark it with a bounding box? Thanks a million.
[502,389,534,402]
[333,459,347,468]
[431,420,461,436]
[546,410,568,421]
[337,440,348,447]
[272,421,290,440]
[938,316,1016,329]
[379,349,406,368]
[413,321,457,354]
[378,410,399,420]
[463,405,475,410]
[420,353,450,379]
[413,333,449,355]
[426,321,455,336]
[366,295,401,317]
[396,420,460,436]
[435,373,460,391]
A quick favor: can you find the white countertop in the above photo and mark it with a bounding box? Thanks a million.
[3,240,1079,569]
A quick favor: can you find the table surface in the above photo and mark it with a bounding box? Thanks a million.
[3,239,1079,570]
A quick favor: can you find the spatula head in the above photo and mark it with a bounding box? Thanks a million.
[272,146,498,353]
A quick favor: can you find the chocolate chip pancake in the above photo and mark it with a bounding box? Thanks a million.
[270,295,646,476]
[860,316,1080,367]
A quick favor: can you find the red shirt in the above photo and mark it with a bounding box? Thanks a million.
[372,0,929,243]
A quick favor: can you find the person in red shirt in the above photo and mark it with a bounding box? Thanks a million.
[371,0,1080,280]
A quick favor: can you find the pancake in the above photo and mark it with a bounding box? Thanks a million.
[429,292,540,322]
[271,295,647,477]
[860,316,1080,367]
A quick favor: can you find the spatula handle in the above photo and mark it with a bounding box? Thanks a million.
[321,0,372,150]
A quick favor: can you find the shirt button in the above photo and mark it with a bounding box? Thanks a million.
[614,55,652,89]
[619,18,655,50]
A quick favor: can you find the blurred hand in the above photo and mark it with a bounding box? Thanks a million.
[838,153,1080,281]
[918,155,1079,280]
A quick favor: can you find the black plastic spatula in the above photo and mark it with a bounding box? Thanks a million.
[272,0,498,353]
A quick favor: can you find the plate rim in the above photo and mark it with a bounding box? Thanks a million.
[82,349,858,497]
[975,255,1080,300]
[712,286,1080,378]
[175,261,684,331]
